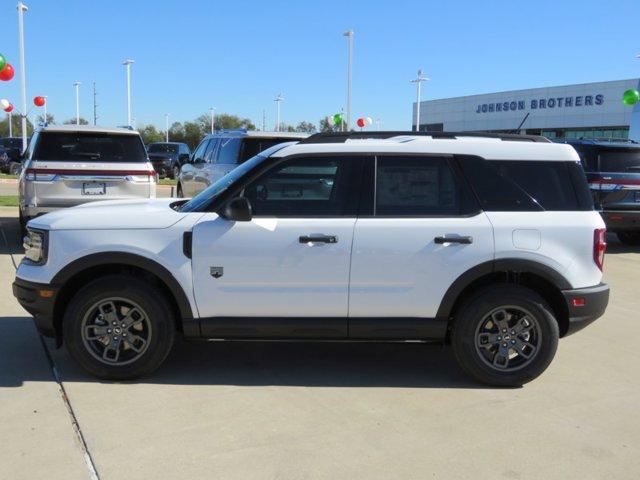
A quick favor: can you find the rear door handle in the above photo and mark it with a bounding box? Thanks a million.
[434,235,473,245]
[299,234,338,244]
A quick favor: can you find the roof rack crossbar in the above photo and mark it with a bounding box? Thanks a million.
[299,131,551,144]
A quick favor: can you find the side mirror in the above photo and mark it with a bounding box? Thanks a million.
[221,197,252,222]
[179,153,190,163]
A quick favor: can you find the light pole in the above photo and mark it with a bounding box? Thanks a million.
[375,118,381,131]
[8,111,12,137]
[43,95,47,124]
[209,107,216,133]
[122,59,134,127]
[274,93,284,132]
[165,113,170,142]
[73,82,81,125]
[17,1,28,151]
[410,69,429,132]
[343,29,354,132]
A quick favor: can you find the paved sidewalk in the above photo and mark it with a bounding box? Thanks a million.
[0,207,89,479]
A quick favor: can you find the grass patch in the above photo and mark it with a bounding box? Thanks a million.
[0,173,18,180]
[0,196,18,207]
[158,178,177,186]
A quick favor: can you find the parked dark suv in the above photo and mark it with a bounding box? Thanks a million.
[0,137,24,174]
[147,142,191,179]
[557,138,640,245]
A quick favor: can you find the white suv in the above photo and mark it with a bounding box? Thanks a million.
[19,125,156,230]
[13,132,609,386]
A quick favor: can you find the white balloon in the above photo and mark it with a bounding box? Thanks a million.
[365,116,373,126]
[327,115,335,126]
[0,99,9,110]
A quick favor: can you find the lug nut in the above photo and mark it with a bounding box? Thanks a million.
[498,336,502,340]
[502,343,507,347]
[121,323,126,328]
[502,329,507,333]
[511,340,516,344]
[107,329,112,334]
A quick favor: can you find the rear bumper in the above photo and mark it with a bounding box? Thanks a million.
[12,277,59,339]
[561,283,609,336]
[601,210,640,232]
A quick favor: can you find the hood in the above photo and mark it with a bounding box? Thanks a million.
[28,198,191,231]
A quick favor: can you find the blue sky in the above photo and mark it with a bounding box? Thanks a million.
[1,0,639,130]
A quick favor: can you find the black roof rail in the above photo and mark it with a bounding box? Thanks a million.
[299,131,552,144]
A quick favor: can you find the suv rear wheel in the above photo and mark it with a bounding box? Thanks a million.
[63,275,175,380]
[451,285,559,387]
[617,231,640,246]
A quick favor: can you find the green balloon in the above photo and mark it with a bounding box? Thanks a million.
[333,113,343,125]
[0,53,5,71]
[621,89,640,106]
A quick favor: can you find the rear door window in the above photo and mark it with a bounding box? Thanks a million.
[34,132,147,162]
[375,156,476,216]
[217,138,242,165]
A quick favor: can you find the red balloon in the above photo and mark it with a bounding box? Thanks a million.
[34,96,46,107]
[356,117,365,128]
[0,63,15,81]
[4,103,14,113]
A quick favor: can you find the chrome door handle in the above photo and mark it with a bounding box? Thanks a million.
[434,236,473,244]
[299,235,338,244]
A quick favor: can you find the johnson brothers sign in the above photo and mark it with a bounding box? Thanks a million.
[476,94,604,113]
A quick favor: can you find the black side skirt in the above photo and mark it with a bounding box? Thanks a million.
[192,317,447,341]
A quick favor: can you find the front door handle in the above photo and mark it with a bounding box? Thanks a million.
[434,235,473,245]
[299,234,338,244]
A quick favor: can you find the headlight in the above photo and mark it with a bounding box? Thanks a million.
[23,228,48,265]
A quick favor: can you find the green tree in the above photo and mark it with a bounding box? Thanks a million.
[295,121,317,133]
[63,117,89,125]
[319,118,334,132]
[137,124,164,145]
[0,114,34,138]
[212,113,255,131]
[36,113,55,125]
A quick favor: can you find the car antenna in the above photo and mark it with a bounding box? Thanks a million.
[512,113,530,134]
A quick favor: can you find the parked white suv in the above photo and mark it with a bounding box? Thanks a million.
[18,125,156,230]
[13,132,609,386]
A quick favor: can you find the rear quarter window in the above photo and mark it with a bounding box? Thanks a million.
[489,160,593,211]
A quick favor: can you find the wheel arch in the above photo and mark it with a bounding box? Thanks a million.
[51,252,194,345]
[437,259,572,338]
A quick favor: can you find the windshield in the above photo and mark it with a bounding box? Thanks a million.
[148,143,179,154]
[34,132,147,162]
[179,142,296,212]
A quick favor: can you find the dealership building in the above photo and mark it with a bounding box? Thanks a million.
[413,78,640,141]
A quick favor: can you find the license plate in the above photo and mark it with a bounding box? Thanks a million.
[82,182,106,195]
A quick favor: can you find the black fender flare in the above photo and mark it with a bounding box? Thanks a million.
[435,258,572,319]
[51,252,194,320]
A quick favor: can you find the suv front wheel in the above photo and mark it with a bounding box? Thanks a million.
[63,275,176,380]
[451,285,559,387]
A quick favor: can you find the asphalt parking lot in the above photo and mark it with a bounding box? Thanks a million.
[1,205,639,480]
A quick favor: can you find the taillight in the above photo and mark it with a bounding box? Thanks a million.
[24,168,57,181]
[593,228,606,271]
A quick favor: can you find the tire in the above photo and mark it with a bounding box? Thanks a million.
[63,275,176,380]
[176,183,184,198]
[451,285,559,387]
[617,231,640,246]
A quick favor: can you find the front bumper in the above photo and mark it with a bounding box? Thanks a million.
[562,282,609,336]
[13,277,59,340]
[600,210,640,232]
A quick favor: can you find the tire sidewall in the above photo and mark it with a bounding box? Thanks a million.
[452,285,559,387]
[63,275,175,380]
